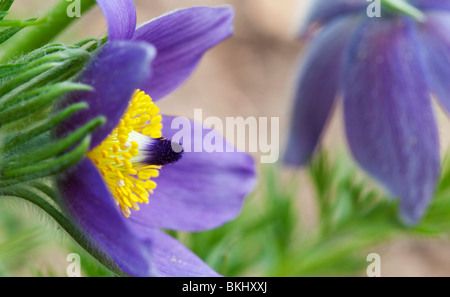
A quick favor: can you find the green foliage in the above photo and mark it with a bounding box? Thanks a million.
[0,0,43,46]
[0,197,114,277]
[0,40,105,189]
[0,0,98,63]
[415,155,450,235]
[0,9,112,275]
[0,0,14,14]
[176,151,450,277]
[0,201,53,276]
[4,148,450,276]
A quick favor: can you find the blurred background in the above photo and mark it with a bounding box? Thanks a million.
[3,0,450,277]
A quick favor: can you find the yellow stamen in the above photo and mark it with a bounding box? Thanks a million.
[86,90,163,218]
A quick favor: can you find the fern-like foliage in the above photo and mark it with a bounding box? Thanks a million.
[0,0,44,45]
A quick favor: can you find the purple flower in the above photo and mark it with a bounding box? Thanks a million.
[284,0,450,225]
[56,2,256,276]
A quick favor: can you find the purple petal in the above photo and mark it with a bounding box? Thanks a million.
[417,11,450,112]
[132,6,234,101]
[57,158,153,276]
[411,0,450,11]
[130,116,257,232]
[343,18,440,225]
[56,41,156,150]
[96,0,136,40]
[131,226,220,277]
[302,0,365,35]
[284,16,360,166]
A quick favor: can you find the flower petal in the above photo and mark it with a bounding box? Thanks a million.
[96,0,136,40]
[131,226,220,277]
[130,116,257,232]
[57,158,153,276]
[302,0,365,35]
[132,6,234,101]
[284,16,359,166]
[343,18,440,225]
[411,0,450,11]
[417,11,450,112]
[56,41,156,150]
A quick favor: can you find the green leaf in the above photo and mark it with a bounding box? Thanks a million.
[0,82,92,126]
[0,18,39,45]
[0,0,14,17]
[0,63,27,80]
[0,136,91,188]
[0,0,97,63]
[4,102,88,151]
[0,26,21,44]
[6,116,104,167]
[0,0,42,45]
[0,49,91,102]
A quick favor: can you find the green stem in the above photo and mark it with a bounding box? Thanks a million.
[381,0,426,22]
[0,185,125,276]
[0,18,44,27]
[0,0,97,63]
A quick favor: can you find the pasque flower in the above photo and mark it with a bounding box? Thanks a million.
[55,1,256,276]
[284,0,450,225]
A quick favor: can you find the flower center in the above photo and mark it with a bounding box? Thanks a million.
[86,90,181,218]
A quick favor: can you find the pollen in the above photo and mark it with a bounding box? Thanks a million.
[86,90,163,218]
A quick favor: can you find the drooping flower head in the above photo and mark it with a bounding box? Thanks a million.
[55,1,256,276]
[285,0,450,224]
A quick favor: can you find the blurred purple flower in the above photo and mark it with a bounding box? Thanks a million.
[284,0,450,225]
[56,2,256,276]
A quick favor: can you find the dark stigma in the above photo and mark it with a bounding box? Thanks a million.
[145,138,184,166]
